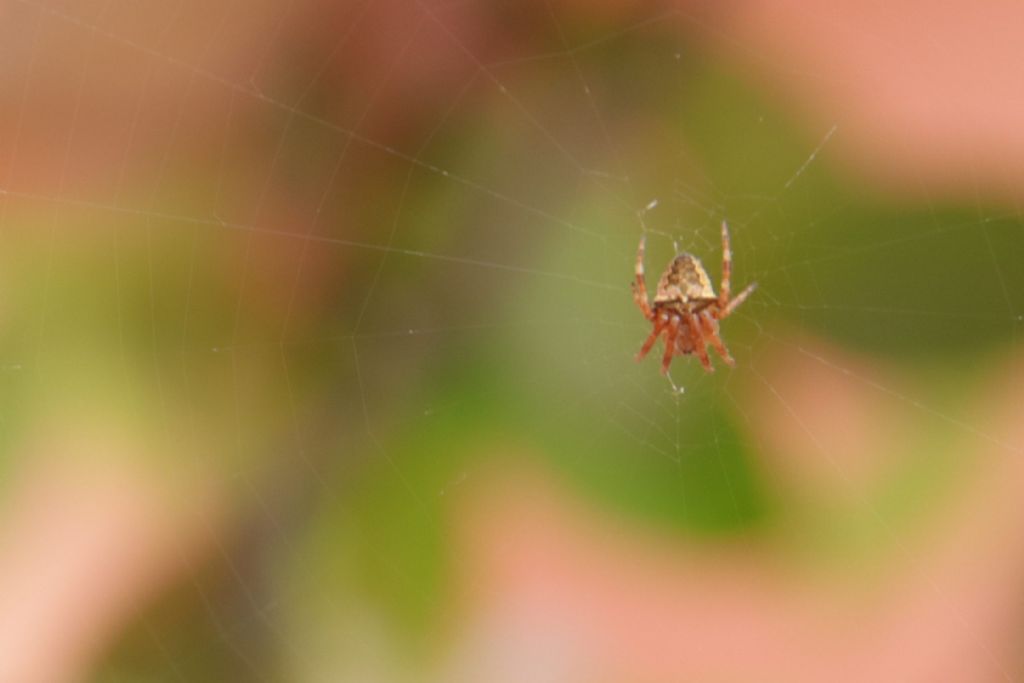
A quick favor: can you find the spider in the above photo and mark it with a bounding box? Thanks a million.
[632,221,756,375]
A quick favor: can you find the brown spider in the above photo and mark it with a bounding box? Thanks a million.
[632,221,756,374]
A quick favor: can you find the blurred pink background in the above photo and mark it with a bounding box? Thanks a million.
[1,1,1023,681]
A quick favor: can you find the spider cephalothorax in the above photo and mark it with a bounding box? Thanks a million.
[632,222,756,374]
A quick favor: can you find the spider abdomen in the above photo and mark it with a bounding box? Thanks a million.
[653,253,716,304]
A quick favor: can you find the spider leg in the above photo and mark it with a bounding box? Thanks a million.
[719,221,732,308]
[720,281,757,319]
[632,235,653,320]
[699,311,734,366]
[684,312,713,373]
[661,317,680,375]
[636,313,668,361]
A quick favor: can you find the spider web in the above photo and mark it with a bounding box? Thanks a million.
[1,1,1023,681]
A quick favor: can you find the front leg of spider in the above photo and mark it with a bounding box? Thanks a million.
[718,221,757,320]
[631,235,653,321]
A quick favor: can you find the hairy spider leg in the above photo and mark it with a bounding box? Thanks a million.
[719,221,732,307]
[632,282,653,320]
[632,235,653,320]
[699,311,735,365]
[661,317,680,374]
[720,281,757,319]
[636,313,669,361]
[684,312,713,372]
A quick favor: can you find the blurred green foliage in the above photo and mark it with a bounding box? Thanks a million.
[295,40,1024,657]
[81,18,1023,679]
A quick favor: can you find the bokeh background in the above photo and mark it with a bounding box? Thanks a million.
[2,1,1024,681]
